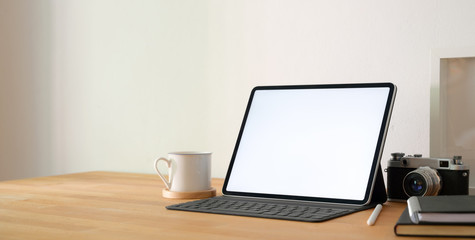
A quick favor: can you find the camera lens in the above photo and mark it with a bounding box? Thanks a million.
[405,175,425,195]
[403,167,442,197]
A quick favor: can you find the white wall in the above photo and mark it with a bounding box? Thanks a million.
[1,1,475,187]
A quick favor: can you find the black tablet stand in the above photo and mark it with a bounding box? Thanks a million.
[367,164,388,206]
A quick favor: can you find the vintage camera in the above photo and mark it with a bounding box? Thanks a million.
[386,152,469,201]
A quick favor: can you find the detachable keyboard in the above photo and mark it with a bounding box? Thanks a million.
[166,196,364,222]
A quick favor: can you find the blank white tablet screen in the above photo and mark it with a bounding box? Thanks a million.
[226,87,390,201]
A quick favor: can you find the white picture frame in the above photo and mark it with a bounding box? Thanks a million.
[430,47,475,192]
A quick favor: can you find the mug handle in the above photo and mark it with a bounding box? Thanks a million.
[154,157,173,189]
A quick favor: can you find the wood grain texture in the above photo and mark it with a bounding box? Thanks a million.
[0,171,458,240]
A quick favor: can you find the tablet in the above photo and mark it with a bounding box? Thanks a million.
[223,83,396,205]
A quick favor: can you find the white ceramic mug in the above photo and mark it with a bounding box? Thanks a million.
[154,151,212,192]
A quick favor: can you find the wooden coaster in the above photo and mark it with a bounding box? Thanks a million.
[162,188,216,199]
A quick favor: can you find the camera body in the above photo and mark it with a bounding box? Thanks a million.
[386,153,469,201]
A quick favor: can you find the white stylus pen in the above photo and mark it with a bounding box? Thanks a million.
[367,204,383,226]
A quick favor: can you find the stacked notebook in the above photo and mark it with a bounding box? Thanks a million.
[394,195,475,238]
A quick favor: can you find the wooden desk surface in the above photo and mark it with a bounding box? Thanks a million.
[0,171,454,240]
